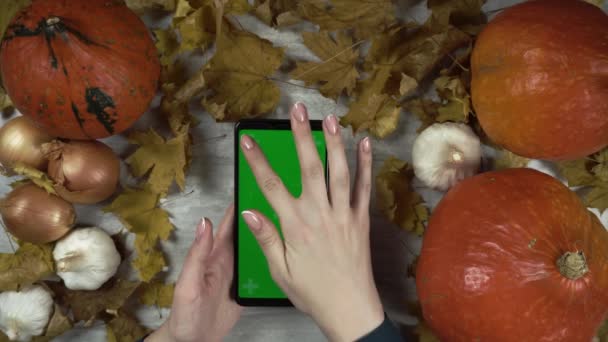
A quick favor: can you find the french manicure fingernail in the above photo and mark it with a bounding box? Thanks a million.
[196,218,207,242]
[325,115,339,135]
[292,102,307,123]
[242,211,262,232]
[362,137,371,153]
[241,135,254,150]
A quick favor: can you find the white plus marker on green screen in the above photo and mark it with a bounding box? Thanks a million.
[243,278,259,295]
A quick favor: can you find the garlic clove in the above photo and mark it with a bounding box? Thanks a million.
[412,122,482,191]
[53,227,121,291]
[0,286,54,341]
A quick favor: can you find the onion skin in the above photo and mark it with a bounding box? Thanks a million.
[43,140,120,204]
[0,116,53,171]
[0,183,75,244]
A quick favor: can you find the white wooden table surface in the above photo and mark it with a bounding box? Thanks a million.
[2,0,603,340]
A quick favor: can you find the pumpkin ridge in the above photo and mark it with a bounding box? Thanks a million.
[70,102,92,139]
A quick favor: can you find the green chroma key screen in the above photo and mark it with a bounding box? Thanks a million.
[237,128,327,301]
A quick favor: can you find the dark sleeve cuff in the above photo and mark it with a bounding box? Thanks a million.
[357,314,402,342]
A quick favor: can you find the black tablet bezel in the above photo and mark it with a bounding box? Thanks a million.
[234,119,327,306]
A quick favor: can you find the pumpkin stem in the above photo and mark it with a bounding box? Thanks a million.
[557,251,589,280]
[46,17,61,26]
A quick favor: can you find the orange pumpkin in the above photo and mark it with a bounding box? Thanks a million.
[471,0,608,160]
[416,168,608,341]
[0,0,160,140]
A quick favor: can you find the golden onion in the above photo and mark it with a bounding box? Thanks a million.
[43,140,120,204]
[0,116,53,171]
[0,183,75,244]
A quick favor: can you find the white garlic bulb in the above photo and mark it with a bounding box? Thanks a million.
[0,286,54,341]
[412,122,481,191]
[53,227,121,290]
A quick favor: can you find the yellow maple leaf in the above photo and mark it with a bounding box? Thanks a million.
[154,28,180,66]
[494,150,530,170]
[254,0,299,26]
[376,156,429,235]
[0,0,30,41]
[175,6,215,53]
[291,31,360,99]
[0,86,13,113]
[584,0,605,8]
[124,0,176,12]
[399,73,418,96]
[297,0,395,37]
[127,130,187,196]
[139,281,175,308]
[341,94,401,139]
[133,235,167,282]
[106,314,149,342]
[104,188,173,240]
[11,163,56,194]
[0,243,55,291]
[203,29,284,120]
[433,74,471,123]
[404,98,440,133]
[426,0,487,35]
[104,188,173,281]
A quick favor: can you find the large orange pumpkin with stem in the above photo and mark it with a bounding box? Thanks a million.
[416,168,608,341]
[0,0,160,140]
[471,0,608,160]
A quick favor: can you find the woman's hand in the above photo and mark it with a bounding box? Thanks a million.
[146,205,242,342]
[239,103,384,341]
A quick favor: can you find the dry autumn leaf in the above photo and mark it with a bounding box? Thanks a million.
[426,0,487,35]
[494,150,530,170]
[105,188,173,240]
[139,281,175,308]
[203,29,284,120]
[592,149,608,182]
[596,320,608,342]
[104,188,172,281]
[125,0,176,12]
[127,129,188,196]
[175,5,216,53]
[30,305,73,342]
[434,73,471,123]
[341,94,401,139]
[106,313,150,342]
[133,234,167,282]
[291,31,360,99]
[392,27,470,82]
[376,156,429,235]
[404,98,441,133]
[585,184,608,212]
[12,163,56,194]
[0,87,12,113]
[399,73,418,97]
[48,279,140,322]
[254,0,298,26]
[584,0,605,8]
[297,0,396,37]
[0,243,54,291]
[154,28,180,66]
[556,159,595,187]
[0,0,30,41]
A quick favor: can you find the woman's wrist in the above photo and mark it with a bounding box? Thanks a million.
[313,292,385,342]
